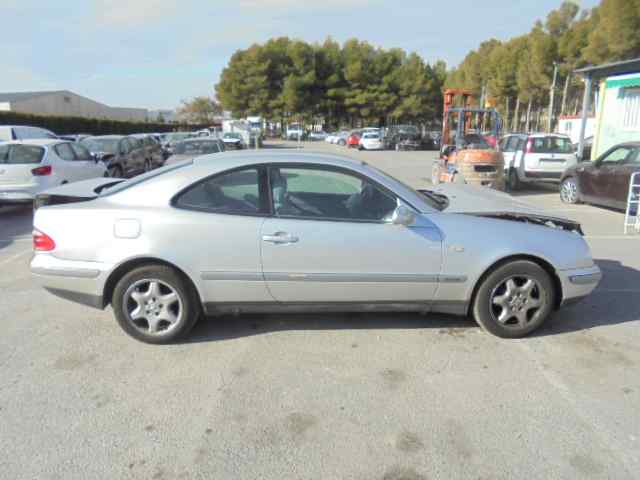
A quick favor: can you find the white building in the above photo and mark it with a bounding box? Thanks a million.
[0,90,148,122]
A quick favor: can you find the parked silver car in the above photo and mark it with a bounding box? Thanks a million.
[500,133,578,190]
[30,152,601,343]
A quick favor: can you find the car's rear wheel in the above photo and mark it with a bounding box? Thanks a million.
[112,265,200,344]
[472,260,555,338]
[507,168,520,191]
[560,177,580,204]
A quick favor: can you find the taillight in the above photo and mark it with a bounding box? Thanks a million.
[33,229,56,251]
[31,165,52,176]
[526,139,533,154]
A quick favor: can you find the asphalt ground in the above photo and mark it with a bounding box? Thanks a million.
[0,141,638,479]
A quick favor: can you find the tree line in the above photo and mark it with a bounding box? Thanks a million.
[212,0,640,132]
[215,37,446,129]
[447,0,640,132]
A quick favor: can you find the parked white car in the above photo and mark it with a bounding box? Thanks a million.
[0,125,58,142]
[499,133,578,190]
[359,131,384,150]
[0,140,106,204]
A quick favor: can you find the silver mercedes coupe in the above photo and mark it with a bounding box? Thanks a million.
[30,151,601,343]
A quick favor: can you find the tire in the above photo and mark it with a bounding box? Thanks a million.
[112,265,201,344]
[560,177,580,204]
[472,260,555,338]
[108,165,123,178]
[507,168,520,191]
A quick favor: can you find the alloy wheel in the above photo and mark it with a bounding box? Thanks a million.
[123,279,183,335]
[560,178,578,203]
[490,276,545,328]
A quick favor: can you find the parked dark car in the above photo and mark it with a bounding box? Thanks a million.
[165,138,225,165]
[560,142,640,210]
[132,134,165,168]
[80,135,147,178]
[385,125,421,150]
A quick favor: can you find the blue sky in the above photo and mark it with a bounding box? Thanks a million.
[2,0,600,110]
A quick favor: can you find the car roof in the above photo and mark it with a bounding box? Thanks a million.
[86,135,125,139]
[193,150,365,169]
[2,139,60,146]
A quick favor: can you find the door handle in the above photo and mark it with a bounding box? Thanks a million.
[262,232,299,244]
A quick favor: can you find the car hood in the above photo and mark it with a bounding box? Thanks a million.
[422,183,583,234]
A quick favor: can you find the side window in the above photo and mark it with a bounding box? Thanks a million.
[601,147,633,165]
[54,143,76,161]
[270,167,397,222]
[175,168,263,215]
[70,143,92,161]
[119,140,130,155]
[499,137,511,152]
[129,138,142,150]
[626,149,640,165]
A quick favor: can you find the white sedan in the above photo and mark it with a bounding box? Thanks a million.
[0,139,107,204]
[359,131,384,150]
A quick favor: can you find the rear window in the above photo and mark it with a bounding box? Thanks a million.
[0,144,45,164]
[530,137,573,154]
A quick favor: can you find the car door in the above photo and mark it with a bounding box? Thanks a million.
[70,142,105,180]
[260,165,443,303]
[53,142,84,183]
[585,146,635,207]
[171,166,272,305]
[125,137,145,173]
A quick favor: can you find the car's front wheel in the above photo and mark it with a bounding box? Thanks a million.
[472,260,555,338]
[560,177,580,204]
[112,265,201,344]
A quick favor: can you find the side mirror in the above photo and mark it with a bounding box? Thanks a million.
[388,202,416,226]
[91,153,99,163]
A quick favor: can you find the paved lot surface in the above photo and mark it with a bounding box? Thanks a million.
[1,141,639,479]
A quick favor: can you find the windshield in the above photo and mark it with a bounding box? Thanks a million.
[174,140,220,155]
[0,144,45,164]
[81,137,120,154]
[530,136,573,154]
[100,160,193,196]
[366,164,446,212]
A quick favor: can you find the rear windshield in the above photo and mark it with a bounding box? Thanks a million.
[0,144,45,164]
[99,160,193,196]
[363,133,380,139]
[82,137,120,154]
[530,137,573,154]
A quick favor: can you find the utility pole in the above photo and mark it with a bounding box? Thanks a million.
[547,62,559,133]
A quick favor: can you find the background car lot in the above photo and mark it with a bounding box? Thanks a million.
[1,141,638,479]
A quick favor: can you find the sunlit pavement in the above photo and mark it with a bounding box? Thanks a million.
[0,143,638,479]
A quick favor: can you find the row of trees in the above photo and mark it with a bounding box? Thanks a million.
[447,0,640,132]
[215,37,447,129]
